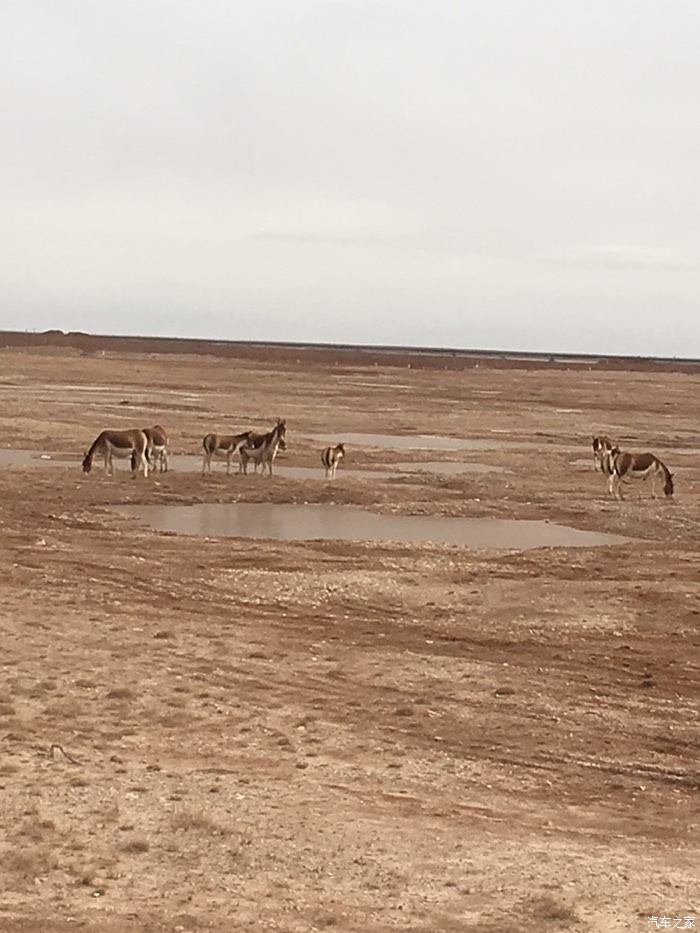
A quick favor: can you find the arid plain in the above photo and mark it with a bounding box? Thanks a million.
[0,345,698,933]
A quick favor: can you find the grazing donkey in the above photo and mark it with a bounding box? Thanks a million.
[82,429,149,478]
[607,448,674,500]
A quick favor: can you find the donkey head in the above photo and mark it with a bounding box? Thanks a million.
[664,471,675,497]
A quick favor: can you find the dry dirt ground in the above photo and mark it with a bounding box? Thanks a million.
[0,347,698,933]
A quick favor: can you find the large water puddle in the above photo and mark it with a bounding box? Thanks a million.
[117,503,628,550]
[304,432,535,451]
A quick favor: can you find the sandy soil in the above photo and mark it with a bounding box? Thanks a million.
[0,347,698,933]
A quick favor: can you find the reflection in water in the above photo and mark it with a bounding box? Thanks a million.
[117,503,628,550]
[167,456,397,479]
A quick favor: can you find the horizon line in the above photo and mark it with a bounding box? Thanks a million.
[3,328,699,366]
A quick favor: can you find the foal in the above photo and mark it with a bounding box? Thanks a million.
[321,443,345,479]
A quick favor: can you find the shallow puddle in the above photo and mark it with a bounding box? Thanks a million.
[0,449,77,467]
[0,448,399,480]
[305,432,534,450]
[0,448,479,480]
[117,503,628,550]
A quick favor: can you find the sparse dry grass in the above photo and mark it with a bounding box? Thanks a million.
[43,698,83,718]
[105,687,136,701]
[69,775,90,788]
[120,838,150,854]
[169,807,233,837]
[2,846,59,883]
[521,894,581,926]
[16,815,57,842]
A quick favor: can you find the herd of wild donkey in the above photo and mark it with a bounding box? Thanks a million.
[81,422,675,500]
[81,419,347,481]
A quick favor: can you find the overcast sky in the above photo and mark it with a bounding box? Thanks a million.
[2,1,699,355]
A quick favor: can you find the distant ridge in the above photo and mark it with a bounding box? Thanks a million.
[0,329,698,373]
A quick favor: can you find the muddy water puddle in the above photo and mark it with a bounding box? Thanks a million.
[117,503,628,550]
[305,432,535,451]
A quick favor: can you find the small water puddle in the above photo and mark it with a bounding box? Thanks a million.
[0,449,78,466]
[304,432,535,451]
[117,503,628,550]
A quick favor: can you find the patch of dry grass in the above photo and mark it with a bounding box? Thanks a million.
[170,807,235,838]
[520,894,581,926]
[43,698,83,719]
[2,846,59,883]
[105,687,136,701]
[16,815,57,842]
[120,838,150,854]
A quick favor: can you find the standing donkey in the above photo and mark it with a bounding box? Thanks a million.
[239,419,287,477]
[143,425,169,473]
[607,447,674,500]
[321,443,345,479]
[201,431,251,475]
